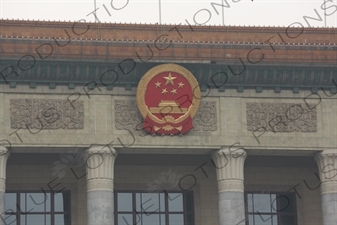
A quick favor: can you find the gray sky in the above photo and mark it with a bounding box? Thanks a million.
[1,0,337,27]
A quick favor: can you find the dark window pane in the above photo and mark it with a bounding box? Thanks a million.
[185,192,192,212]
[136,193,141,212]
[271,194,277,213]
[160,214,166,225]
[272,215,278,225]
[55,214,70,225]
[169,214,184,225]
[25,214,51,225]
[245,193,296,225]
[168,193,183,212]
[5,193,17,212]
[141,193,160,214]
[254,214,273,225]
[118,193,132,212]
[118,214,133,225]
[280,215,295,225]
[186,213,193,225]
[26,193,50,212]
[248,215,254,225]
[142,213,160,225]
[247,194,253,213]
[160,193,165,212]
[278,195,294,213]
[55,193,70,212]
[253,194,272,213]
[3,214,16,225]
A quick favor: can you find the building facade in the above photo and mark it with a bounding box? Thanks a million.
[0,20,337,225]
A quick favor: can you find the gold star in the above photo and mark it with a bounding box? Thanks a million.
[178,82,185,88]
[171,89,177,95]
[155,81,161,88]
[161,88,168,94]
[163,73,177,86]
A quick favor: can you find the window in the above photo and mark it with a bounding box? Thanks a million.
[114,190,194,225]
[245,192,297,225]
[4,191,71,225]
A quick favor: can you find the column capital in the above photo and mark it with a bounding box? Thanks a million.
[314,150,337,195]
[211,148,247,193]
[84,145,117,192]
[0,146,10,192]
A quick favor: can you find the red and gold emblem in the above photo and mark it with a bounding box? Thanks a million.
[136,64,200,135]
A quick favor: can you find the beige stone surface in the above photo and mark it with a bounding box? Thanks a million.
[0,85,336,152]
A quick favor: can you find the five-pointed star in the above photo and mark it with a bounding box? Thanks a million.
[163,73,177,86]
[161,88,168,94]
[171,89,177,95]
[178,82,184,88]
[155,81,161,88]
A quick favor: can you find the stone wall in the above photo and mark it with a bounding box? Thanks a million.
[0,85,336,150]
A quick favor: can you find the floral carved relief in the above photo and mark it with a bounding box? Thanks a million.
[10,99,84,129]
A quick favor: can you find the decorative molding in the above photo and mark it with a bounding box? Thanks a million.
[192,101,217,132]
[114,100,142,130]
[218,180,244,193]
[315,150,337,184]
[10,99,84,130]
[87,179,114,192]
[246,103,317,133]
[84,146,117,181]
[212,148,247,181]
[320,182,337,195]
[114,100,218,132]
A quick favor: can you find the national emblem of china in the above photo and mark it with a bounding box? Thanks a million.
[136,64,201,135]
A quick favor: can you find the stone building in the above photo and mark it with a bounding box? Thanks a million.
[0,19,336,225]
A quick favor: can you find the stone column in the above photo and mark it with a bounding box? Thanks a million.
[315,150,337,225]
[85,146,117,225]
[211,148,247,225]
[0,147,10,225]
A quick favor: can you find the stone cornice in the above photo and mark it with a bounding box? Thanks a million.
[1,60,336,93]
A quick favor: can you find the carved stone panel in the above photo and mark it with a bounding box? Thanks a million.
[246,103,317,132]
[10,99,84,129]
[192,101,217,132]
[114,100,218,132]
[114,100,142,131]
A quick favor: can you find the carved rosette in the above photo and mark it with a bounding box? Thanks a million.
[192,101,217,132]
[0,147,9,192]
[114,100,142,130]
[84,146,117,192]
[211,148,247,193]
[10,99,84,130]
[315,150,337,195]
[246,103,317,133]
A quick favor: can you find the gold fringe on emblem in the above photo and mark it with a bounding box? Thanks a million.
[162,125,174,131]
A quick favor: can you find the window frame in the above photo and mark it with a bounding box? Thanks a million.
[244,191,298,225]
[4,190,71,225]
[114,189,194,225]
